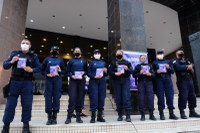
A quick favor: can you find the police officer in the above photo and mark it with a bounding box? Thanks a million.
[88,49,107,123]
[108,49,133,122]
[134,55,156,121]
[173,49,200,119]
[1,39,41,133]
[41,46,65,125]
[152,50,178,120]
[65,47,88,124]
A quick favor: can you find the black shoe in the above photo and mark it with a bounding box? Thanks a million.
[140,114,145,121]
[51,112,57,125]
[149,111,156,121]
[117,111,123,121]
[72,113,76,118]
[76,113,83,123]
[46,112,52,125]
[22,123,31,133]
[97,111,106,122]
[65,113,72,124]
[125,111,131,122]
[189,109,200,118]
[169,109,178,120]
[90,112,96,123]
[180,110,187,119]
[159,110,165,120]
[1,124,9,133]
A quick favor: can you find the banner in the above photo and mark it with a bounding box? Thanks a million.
[123,51,148,91]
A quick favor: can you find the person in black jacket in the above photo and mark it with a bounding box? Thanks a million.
[108,49,133,122]
[134,55,156,121]
[1,39,41,133]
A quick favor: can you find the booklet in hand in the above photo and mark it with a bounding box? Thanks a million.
[117,65,125,73]
[17,58,27,68]
[50,66,58,75]
[158,64,167,73]
[141,65,150,74]
[96,68,104,77]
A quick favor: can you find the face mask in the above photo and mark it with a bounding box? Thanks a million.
[157,54,164,60]
[94,54,101,59]
[52,51,59,56]
[74,52,80,57]
[21,44,29,51]
[116,54,123,59]
[178,53,184,58]
[140,59,146,64]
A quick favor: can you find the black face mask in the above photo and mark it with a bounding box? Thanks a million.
[74,52,81,57]
[116,54,123,59]
[52,51,59,56]
[178,53,184,58]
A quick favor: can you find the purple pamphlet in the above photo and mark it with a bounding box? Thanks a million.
[159,64,167,73]
[17,58,27,68]
[117,65,125,73]
[74,71,83,79]
[50,66,58,75]
[141,65,150,74]
[96,68,104,77]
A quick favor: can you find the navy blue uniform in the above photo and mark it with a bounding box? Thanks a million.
[152,59,175,111]
[134,63,155,113]
[41,57,65,113]
[108,59,133,112]
[2,51,40,124]
[88,59,107,112]
[173,58,196,110]
[66,58,87,113]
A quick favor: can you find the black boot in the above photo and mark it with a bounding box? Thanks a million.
[22,122,31,133]
[97,111,106,122]
[117,111,123,121]
[90,111,96,123]
[149,111,156,121]
[65,112,72,124]
[180,110,187,119]
[76,112,83,123]
[51,112,57,125]
[140,113,145,121]
[189,109,200,118]
[46,112,52,125]
[125,111,131,122]
[169,109,178,120]
[159,110,165,120]
[1,123,10,133]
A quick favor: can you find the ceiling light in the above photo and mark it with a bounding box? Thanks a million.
[90,45,93,48]
[103,47,107,50]
[60,41,63,44]
[71,48,74,51]
[111,30,114,33]
[91,56,93,58]
[62,26,66,30]
[29,34,32,37]
[25,36,28,38]
[43,38,47,41]
[30,19,34,23]
[41,45,44,47]
[39,50,43,53]
[102,57,104,59]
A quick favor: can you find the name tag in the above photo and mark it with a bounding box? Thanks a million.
[74,71,83,79]
[96,68,104,77]
[50,66,58,75]
[17,58,27,68]
[141,65,150,74]
[117,65,124,73]
[159,64,167,73]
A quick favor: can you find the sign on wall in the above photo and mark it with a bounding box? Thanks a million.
[0,0,3,22]
[123,51,148,91]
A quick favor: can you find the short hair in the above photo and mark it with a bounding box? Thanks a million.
[116,49,123,54]
[21,39,31,45]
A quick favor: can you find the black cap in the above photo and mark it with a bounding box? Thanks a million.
[51,46,59,51]
[157,49,164,54]
[93,49,100,53]
[177,47,184,52]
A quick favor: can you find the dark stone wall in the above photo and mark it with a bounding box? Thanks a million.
[0,0,28,103]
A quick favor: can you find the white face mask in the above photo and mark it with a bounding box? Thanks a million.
[157,54,164,60]
[94,54,101,59]
[21,44,30,51]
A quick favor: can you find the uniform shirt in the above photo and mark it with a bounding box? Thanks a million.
[108,59,134,79]
[41,56,65,77]
[66,57,88,78]
[152,59,174,77]
[3,50,41,78]
[88,59,107,79]
[173,58,193,79]
[134,63,155,81]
